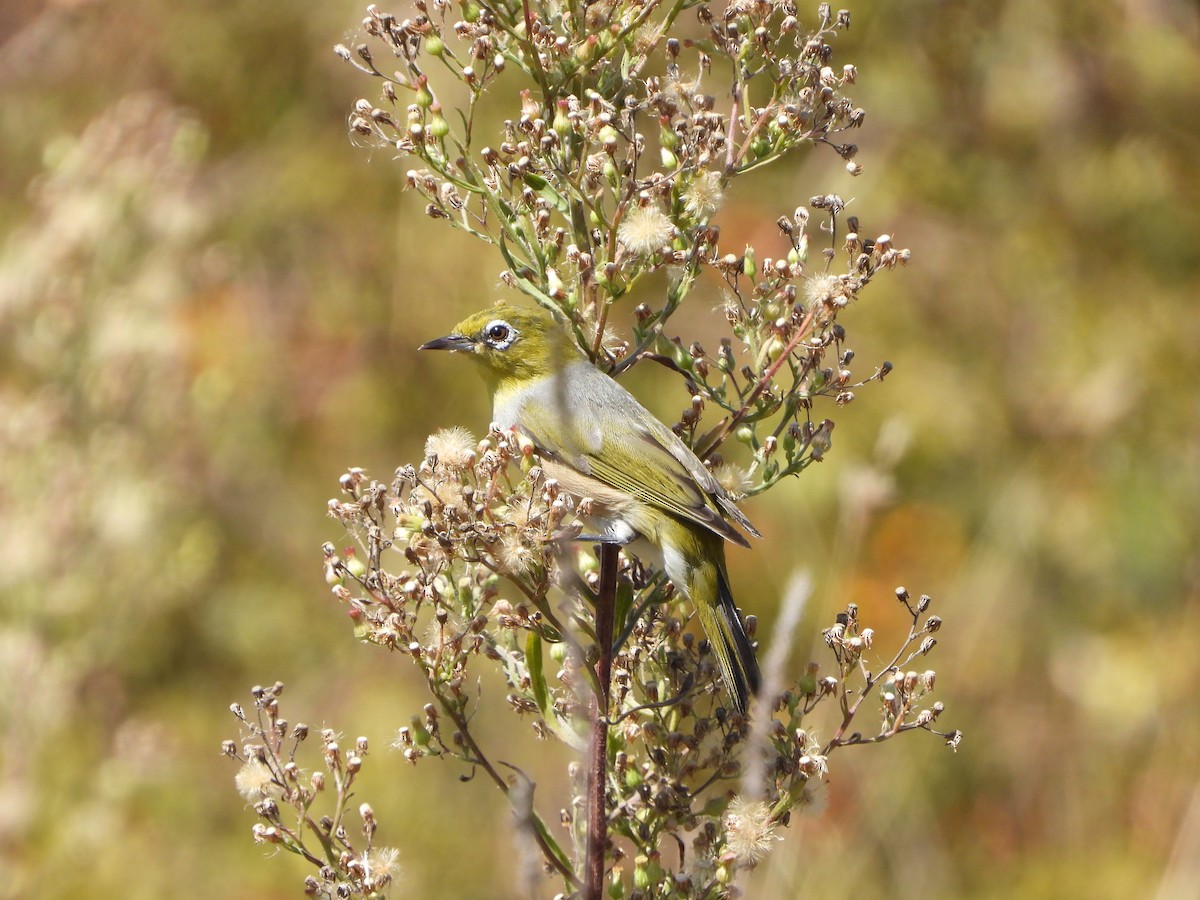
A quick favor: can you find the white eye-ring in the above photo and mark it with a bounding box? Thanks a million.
[483,319,517,350]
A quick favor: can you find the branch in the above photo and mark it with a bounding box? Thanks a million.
[584,542,619,898]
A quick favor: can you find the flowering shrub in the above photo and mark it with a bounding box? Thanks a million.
[226,2,957,896]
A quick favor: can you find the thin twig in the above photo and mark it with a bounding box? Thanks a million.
[698,305,820,458]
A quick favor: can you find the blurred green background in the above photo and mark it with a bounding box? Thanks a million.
[2,0,1198,897]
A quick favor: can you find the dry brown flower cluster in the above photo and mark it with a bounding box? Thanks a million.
[336,0,910,497]
[225,431,955,897]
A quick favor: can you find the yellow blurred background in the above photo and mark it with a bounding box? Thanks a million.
[2,0,1198,897]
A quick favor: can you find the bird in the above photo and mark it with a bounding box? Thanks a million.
[420,303,761,713]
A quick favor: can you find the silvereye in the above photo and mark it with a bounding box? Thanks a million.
[421,304,761,712]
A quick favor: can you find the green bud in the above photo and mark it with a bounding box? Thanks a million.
[602,159,617,182]
[751,136,771,159]
[461,1,480,22]
[410,718,432,747]
[425,35,445,57]
[672,345,693,370]
[429,114,450,139]
[735,425,754,444]
[659,123,678,151]
[552,107,570,137]
[765,336,786,361]
[633,863,650,890]
[633,854,662,890]
[414,84,433,109]
[549,641,569,663]
[743,245,756,281]
[345,553,367,578]
[660,148,677,169]
[797,661,819,695]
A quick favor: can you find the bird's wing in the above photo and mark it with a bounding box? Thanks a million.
[511,364,758,546]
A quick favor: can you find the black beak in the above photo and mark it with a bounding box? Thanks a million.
[419,334,474,352]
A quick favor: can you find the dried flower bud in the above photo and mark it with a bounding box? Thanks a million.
[252,823,282,844]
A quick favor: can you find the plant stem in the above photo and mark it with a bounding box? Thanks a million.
[698,305,819,459]
[584,542,618,899]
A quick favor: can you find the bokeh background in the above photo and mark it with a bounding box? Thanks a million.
[2,0,1198,897]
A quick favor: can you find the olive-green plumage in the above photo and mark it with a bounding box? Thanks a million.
[421,304,761,712]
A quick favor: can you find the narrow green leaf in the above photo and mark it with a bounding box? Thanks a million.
[526,631,549,714]
[523,172,570,213]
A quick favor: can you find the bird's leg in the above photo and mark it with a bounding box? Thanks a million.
[548,523,633,546]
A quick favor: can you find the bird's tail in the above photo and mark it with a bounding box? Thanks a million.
[695,565,761,714]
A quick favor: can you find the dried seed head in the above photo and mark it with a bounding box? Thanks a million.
[724,797,780,862]
[618,205,673,255]
[425,427,477,469]
[235,759,277,801]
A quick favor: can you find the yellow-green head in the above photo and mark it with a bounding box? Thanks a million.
[419,304,582,394]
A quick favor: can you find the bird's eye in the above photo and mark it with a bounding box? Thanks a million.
[482,319,516,349]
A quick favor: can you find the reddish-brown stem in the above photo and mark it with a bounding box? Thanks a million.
[584,543,619,899]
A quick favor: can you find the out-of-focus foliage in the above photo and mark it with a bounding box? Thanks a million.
[1,0,1197,898]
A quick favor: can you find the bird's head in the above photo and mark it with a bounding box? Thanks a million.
[420,304,582,391]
